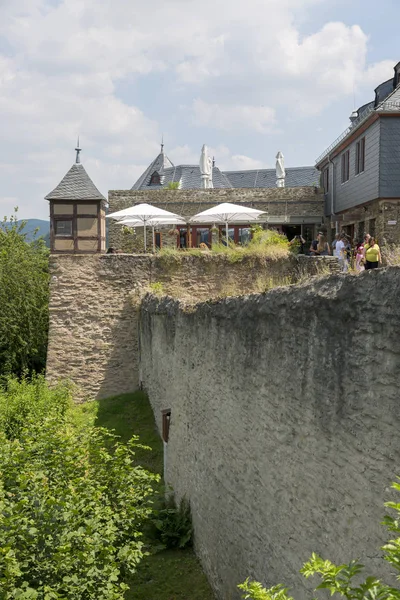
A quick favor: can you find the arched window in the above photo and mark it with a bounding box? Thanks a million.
[149,172,161,186]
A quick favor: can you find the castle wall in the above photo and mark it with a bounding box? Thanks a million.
[139,267,400,600]
[46,254,337,401]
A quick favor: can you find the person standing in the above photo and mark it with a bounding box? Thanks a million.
[331,233,340,253]
[364,237,381,270]
[355,240,365,272]
[317,234,331,256]
[334,234,347,272]
[309,232,322,256]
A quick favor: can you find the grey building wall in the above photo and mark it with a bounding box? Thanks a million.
[332,119,380,213]
[379,116,400,197]
[140,268,400,600]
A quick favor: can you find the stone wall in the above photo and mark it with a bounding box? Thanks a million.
[139,267,400,600]
[108,187,324,252]
[328,198,400,246]
[46,254,337,401]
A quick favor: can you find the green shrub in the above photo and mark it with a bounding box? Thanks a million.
[0,379,159,599]
[248,228,288,249]
[0,212,50,376]
[149,282,165,295]
[239,479,400,600]
[153,496,193,550]
[0,375,70,440]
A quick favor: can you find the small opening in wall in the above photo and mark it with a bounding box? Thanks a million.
[161,409,171,443]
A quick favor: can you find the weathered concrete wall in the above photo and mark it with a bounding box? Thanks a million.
[108,187,324,252]
[139,267,400,600]
[47,254,337,400]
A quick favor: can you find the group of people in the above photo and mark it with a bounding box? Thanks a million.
[308,231,381,272]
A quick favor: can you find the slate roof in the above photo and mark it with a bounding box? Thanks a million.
[376,82,400,112]
[131,150,319,191]
[162,165,233,189]
[224,166,320,189]
[45,164,105,201]
[374,79,395,106]
[131,150,174,190]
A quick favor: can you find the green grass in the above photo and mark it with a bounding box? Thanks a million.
[77,392,215,600]
[126,548,215,600]
[96,391,163,474]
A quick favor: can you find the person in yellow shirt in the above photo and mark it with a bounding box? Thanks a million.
[364,237,381,270]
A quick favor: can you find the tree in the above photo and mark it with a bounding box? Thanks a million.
[0,376,159,599]
[0,211,49,376]
[239,482,400,600]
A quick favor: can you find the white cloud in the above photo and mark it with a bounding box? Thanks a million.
[192,99,276,133]
[0,0,395,218]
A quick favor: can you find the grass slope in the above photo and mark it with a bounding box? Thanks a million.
[79,392,215,600]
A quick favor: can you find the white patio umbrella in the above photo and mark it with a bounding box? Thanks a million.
[190,202,265,243]
[276,151,285,188]
[199,144,213,189]
[117,216,186,252]
[107,203,184,251]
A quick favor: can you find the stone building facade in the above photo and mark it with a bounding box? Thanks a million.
[108,186,324,253]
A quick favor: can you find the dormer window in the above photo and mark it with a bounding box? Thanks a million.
[149,172,161,186]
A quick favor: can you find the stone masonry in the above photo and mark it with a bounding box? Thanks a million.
[46,253,337,401]
[139,267,400,600]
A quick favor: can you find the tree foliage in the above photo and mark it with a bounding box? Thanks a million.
[0,376,159,599]
[0,212,50,376]
[239,482,400,600]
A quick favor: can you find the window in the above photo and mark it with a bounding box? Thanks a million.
[238,227,251,245]
[55,220,72,236]
[149,172,161,186]
[341,151,350,183]
[355,137,365,175]
[369,218,376,238]
[322,167,329,193]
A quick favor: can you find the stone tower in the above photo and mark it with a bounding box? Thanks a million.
[45,143,106,253]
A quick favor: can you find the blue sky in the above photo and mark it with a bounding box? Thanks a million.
[0,0,398,219]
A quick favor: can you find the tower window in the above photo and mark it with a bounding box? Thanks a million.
[149,172,161,186]
[55,220,73,236]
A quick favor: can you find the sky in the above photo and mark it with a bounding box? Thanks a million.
[0,0,398,220]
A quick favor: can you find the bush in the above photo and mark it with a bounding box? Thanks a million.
[239,479,400,600]
[0,378,159,599]
[153,496,193,549]
[381,244,400,266]
[0,374,70,439]
[0,213,49,377]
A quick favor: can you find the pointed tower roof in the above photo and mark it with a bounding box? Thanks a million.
[45,144,106,201]
[131,141,174,190]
